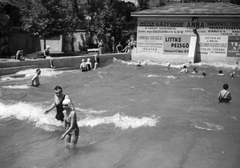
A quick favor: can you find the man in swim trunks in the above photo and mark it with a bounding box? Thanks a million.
[31,69,41,87]
[218,83,232,103]
[44,86,75,122]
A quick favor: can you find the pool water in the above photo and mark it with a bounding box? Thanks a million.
[0,59,240,168]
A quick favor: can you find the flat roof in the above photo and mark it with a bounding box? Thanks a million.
[131,3,240,17]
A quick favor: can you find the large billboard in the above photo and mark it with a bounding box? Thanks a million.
[227,36,240,57]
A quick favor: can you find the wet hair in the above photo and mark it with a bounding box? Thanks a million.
[223,83,229,90]
[219,70,223,74]
[193,67,197,71]
[183,65,187,68]
[202,72,207,76]
[19,47,23,50]
[54,85,62,91]
[36,68,41,72]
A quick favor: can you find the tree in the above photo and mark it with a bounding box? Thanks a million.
[20,0,79,49]
[0,2,21,57]
[137,0,150,10]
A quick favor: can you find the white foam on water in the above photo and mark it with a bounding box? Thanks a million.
[78,112,160,130]
[0,102,160,131]
[1,68,63,81]
[0,102,63,131]
[113,58,239,71]
[2,84,30,89]
[147,74,159,78]
[76,107,108,114]
[190,88,205,91]
[192,121,224,132]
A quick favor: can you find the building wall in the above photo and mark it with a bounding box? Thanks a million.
[133,17,240,63]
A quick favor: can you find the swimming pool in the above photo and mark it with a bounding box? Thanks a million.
[0,59,240,168]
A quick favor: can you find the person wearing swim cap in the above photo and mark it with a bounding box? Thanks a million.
[44,86,75,122]
[60,98,79,148]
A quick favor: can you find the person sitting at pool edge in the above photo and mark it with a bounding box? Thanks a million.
[16,47,25,61]
[80,59,88,72]
[44,86,75,122]
[31,69,41,87]
[218,83,232,103]
[60,98,79,148]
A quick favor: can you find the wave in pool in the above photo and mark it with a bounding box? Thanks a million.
[78,112,160,130]
[0,102,160,131]
[0,68,63,81]
[113,58,239,70]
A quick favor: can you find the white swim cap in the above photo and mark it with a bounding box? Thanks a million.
[62,99,71,106]
[47,45,50,49]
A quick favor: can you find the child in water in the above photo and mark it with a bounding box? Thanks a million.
[61,99,79,148]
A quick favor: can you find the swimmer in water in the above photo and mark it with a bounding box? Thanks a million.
[192,67,198,73]
[180,65,189,73]
[86,58,92,70]
[202,72,207,77]
[44,86,75,122]
[31,69,41,87]
[80,59,88,72]
[60,98,79,148]
[230,71,239,79]
[136,60,142,67]
[218,83,232,103]
[218,70,224,76]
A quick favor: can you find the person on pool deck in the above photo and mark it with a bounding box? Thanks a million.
[93,52,100,70]
[31,69,41,87]
[218,83,232,103]
[44,45,55,69]
[60,98,79,148]
[44,86,75,122]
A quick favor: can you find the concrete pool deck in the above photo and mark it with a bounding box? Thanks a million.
[0,53,131,76]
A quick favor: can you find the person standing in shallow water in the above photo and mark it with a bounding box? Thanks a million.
[31,69,41,87]
[60,99,79,148]
[44,86,75,122]
[218,83,232,103]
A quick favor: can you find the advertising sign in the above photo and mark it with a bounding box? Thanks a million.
[198,36,228,56]
[163,35,191,54]
[137,34,163,54]
[227,36,240,57]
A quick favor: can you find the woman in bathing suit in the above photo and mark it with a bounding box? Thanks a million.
[44,86,75,122]
[60,99,79,148]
